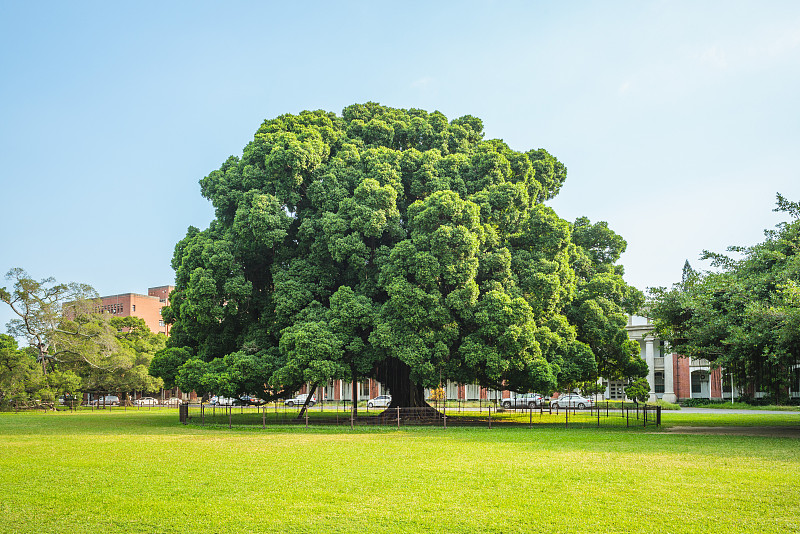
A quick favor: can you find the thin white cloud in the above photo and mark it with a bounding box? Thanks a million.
[698,44,728,69]
[411,76,434,89]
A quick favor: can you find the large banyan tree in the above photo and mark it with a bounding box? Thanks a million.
[155,103,644,409]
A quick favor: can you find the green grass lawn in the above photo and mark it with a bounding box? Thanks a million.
[1,410,798,533]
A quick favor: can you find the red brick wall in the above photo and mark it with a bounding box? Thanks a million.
[675,356,691,400]
[710,367,723,399]
[147,285,174,302]
[369,379,379,399]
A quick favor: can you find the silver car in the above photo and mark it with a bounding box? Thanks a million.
[550,393,594,409]
[367,395,392,408]
[90,395,120,406]
[501,393,543,409]
[284,393,316,407]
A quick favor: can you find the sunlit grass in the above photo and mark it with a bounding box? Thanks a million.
[0,410,798,533]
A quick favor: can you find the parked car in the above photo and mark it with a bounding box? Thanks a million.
[550,393,594,409]
[134,397,159,406]
[284,393,315,407]
[163,397,183,406]
[210,396,242,406]
[89,395,120,406]
[367,395,392,408]
[239,395,263,405]
[501,393,543,409]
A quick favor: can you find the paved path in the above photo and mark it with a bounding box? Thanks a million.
[665,407,799,438]
[675,407,800,415]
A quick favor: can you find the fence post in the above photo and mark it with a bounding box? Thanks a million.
[529,406,532,429]
[488,405,491,429]
[626,407,629,427]
[397,406,400,429]
[228,406,232,429]
[565,403,568,429]
[443,401,447,430]
[657,406,662,427]
[201,403,204,426]
[305,407,308,428]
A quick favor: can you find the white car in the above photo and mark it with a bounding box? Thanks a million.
[284,393,315,407]
[134,397,158,406]
[501,393,543,409]
[367,395,392,408]
[550,393,594,409]
[163,397,183,406]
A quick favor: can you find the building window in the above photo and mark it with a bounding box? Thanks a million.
[159,320,165,327]
[654,372,665,394]
[691,373,703,394]
[132,305,136,312]
[607,380,625,400]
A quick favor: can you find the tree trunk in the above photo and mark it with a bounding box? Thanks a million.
[375,357,430,408]
[38,344,47,375]
[296,382,318,420]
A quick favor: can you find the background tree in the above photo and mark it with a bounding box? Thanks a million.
[162,104,641,409]
[648,194,800,403]
[2,269,166,405]
[1,268,100,374]
[150,346,194,390]
[0,334,82,409]
[0,335,40,407]
[76,316,166,402]
[625,377,650,404]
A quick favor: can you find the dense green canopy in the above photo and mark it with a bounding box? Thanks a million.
[648,195,800,403]
[159,103,642,407]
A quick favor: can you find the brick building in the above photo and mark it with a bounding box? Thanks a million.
[622,315,799,403]
[97,285,174,335]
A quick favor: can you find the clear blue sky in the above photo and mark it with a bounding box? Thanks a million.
[2,1,799,339]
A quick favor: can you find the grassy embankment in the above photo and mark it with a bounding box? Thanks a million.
[0,409,797,533]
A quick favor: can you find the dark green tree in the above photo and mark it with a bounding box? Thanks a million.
[163,103,640,409]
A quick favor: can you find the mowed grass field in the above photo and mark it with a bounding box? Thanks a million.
[0,410,798,533]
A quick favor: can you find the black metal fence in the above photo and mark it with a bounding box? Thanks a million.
[180,401,662,429]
